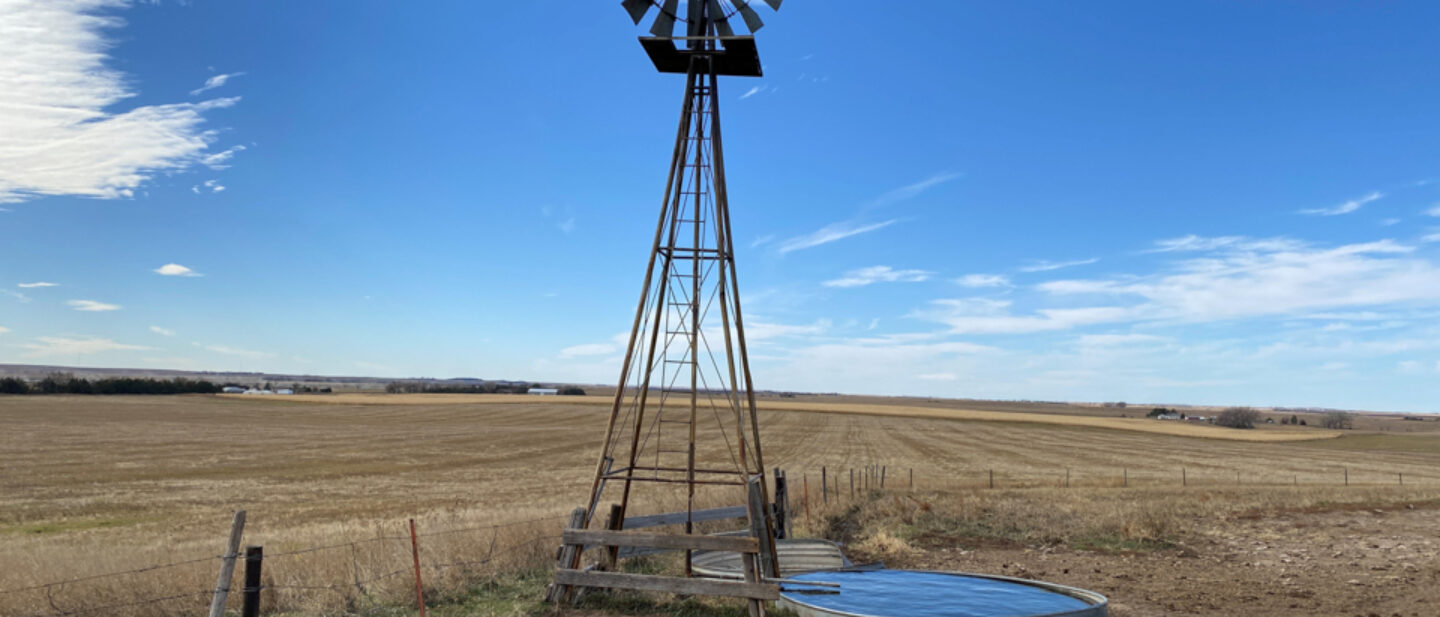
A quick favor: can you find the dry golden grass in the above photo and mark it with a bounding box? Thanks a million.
[236,393,1342,442]
[3,394,1437,616]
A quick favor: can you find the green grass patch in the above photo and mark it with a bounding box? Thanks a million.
[2,516,148,535]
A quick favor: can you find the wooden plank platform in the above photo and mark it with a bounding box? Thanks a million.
[553,570,779,601]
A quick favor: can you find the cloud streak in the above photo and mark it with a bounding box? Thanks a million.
[0,1,242,203]
[190,72,244,96]
[17,282,58,288]
[1298,191,1383,216]
[823,266,931,288]
[68,299,120,311]
[1018,257,1099,272]
[867,172,961,209]
[777,219,898,254]
[22,336,148,356]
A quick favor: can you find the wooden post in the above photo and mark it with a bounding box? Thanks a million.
[747,476,778,580]
[602,503,623,570]
[241,546,262,617]
[849,468,854,497]
[1236,470,1240,486]
[409,519,427,617]
[772,468,790,540]
[1182,467,1187,487]
[881,466,887,489]
[1066,468,1070,488]
[1294,474,1297,486]
[1123,468,1127,488]
[545,507,588,603]
[802,474,811,533]
[1344,467,1348,486]
[1399,472,1403,485]
[989,469,994,489]
[821,467,828,504]
[208,510,246,617]
[909,468,913,490]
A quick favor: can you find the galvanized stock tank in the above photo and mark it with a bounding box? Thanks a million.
[778,569,1108,617]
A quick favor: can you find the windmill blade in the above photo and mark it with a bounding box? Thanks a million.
[734,0,764,33]
[760,0,782,9]
[621,0,651,25]
[706,0,735,36]
[650,0,679,37]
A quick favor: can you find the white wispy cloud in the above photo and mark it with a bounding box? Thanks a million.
[823,266,931,288]
[68,299,120,311]
[1076,333,1168,346]
[1298,191,1383,216]
[149,325,176,336]
[0,326,8,334]
[739,85,765,100]
[1426,204,1440,217]
[750,234,775,249]
[17,281,58,288]
[913,298,1134,334]
[192,178,226,194]
[954,274,1011,288]
[201,344,274,359]
[743,319,831,340]
[2,290,31,303]
[867,172,961,209]
[1037,237,1440,324]
[201,145,245,170]
[1017,257,1099,273]
[190,71,244,96]
[22,336,149,357]
[1422,230,1440,243]
[560,343,616,358]
[0,1,242,203]
[155,263,202,277]
[777,219,898,254]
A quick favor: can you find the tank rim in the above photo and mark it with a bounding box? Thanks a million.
[778,568,1109,617]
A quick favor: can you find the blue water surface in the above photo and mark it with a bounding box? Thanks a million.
[783,570,1095,617]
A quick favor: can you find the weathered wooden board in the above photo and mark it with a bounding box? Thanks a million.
[622,505,748,529]
[553,570,779,601]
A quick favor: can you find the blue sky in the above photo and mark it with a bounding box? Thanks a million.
[2,1,1439,412]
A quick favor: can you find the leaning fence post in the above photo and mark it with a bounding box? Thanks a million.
[409,519,427,617]
[242,546,263,617]
[208,510,246,617]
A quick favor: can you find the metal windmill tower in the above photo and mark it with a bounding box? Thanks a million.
[548,1,785,610]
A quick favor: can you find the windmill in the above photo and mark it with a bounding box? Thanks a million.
[547,1,785,613]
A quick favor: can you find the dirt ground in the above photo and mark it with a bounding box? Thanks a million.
[891,502,1439,617]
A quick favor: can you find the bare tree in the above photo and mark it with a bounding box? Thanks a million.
[1215,407,1260,429]
[1321,411,1356,430]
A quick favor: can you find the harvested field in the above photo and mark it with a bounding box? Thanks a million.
[3,394,1438,616]
[232,393,1343,442]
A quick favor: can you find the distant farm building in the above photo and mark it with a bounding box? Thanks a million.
[222,386,245,394]
[528,388,558,396]
[276,388,295,395]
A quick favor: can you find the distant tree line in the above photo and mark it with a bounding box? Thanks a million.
[1215,406,1259,429]
[0,373,220,395]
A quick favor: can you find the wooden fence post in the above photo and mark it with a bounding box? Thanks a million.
[1399,472,1404,485]
[1344,467,1348,486]
[409,519,427,617]
[909,468,913,490]
[208,510,246,617]
[1123,468,1127,488]
[1182,467,1187,487]
[821,467,828,504]
[602,503,623,570]
[802,475,811,533]
[1066,468,1070,488]
[849,469,854,497]
[545,507,588,603]
[881,466,887,489]
[989,469,994,489]
[241,546,263,617]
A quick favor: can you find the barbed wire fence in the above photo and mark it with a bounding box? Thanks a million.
[0,513,571,617]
